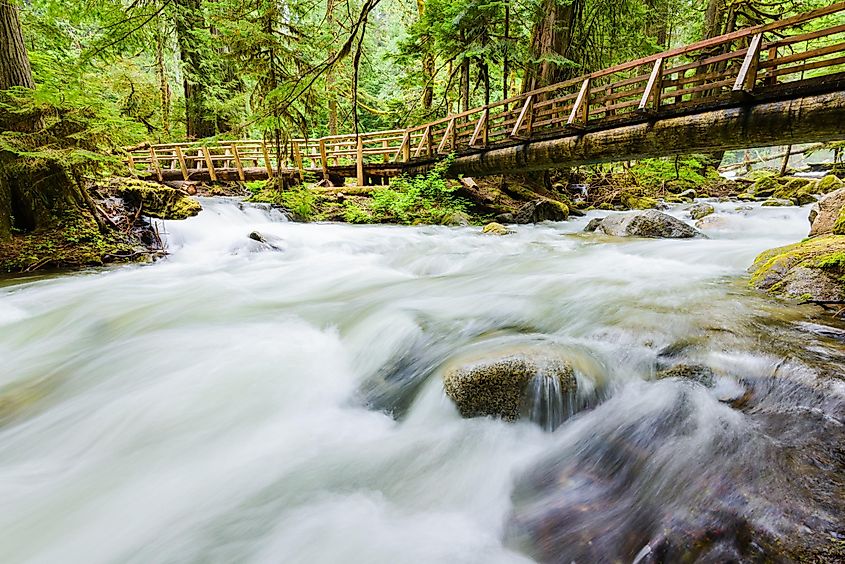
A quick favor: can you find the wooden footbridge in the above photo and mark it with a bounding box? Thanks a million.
[127,3,845,184]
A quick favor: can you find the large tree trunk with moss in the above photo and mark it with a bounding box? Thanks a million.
[522,0,583,92]
[0,0,102,246]
[173,0,217,139]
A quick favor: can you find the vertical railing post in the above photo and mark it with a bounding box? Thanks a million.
[202,147,217,182]
[230,144,245,181]
[175,146,189,180]
[356,134,364,186]
[733,32,763,93]
[293,140,305,181]
[568,77,591,127]
[639,57,664,113]
[765,46,778,86]
[402,131,411,162]
[317,139,328,180]
[149,147,163,182]
[261,141,274,178]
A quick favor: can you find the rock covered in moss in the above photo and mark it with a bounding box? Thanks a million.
[115,179,201,220]
[441,211,471,226]
[736,193,757,201]
[620,191,660,210]
[656,364,716,387]
[748,235,845,301]
[816,174,844,194]
[443,351,576,421]
[750,175,780,198]
[591,210,700,238]
[809,188,845,237]
[761,198,794,207]
[688,203,715,220]
[482,222,512,235]
[514,199,568,223]
[584,217,604,232]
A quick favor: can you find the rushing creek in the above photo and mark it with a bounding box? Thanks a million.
[1,199,843,563]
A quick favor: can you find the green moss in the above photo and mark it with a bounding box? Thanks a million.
[833,206,845,236]
[116,179,201,220]
[751,175,780,197]
[816,174,844,194]
[749,235,845,293]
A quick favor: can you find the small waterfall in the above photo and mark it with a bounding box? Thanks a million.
[521,372,576,432]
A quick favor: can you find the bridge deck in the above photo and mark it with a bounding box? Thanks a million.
[127,2,845,184]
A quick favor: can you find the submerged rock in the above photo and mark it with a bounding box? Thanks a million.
[443,351,576,423]
[248,231,284,251]
[514,199,569,224]
[688,203,715,220]
[748,234,845,301]
[589,210,700,238]
[482,222,512,235]
[656,364,716,387]
[584,217,604,232]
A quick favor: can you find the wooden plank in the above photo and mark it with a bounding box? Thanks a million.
[149,147,163,182]
[510,95,534,139]
[174,146,189,180]
[261,141,274,177]
[734,33,763,92]
[294,141,306,181]
[230,144,246,181]
[414,126,431,157]
[400,132,411,162]
[317,140,328,179]
[426,125,434,157]
[767,54,845,79]
[568,78,591,126]
[383,139,390,162]
[356,135,364,186]
[127,153,138,176]
[202,147,217,182]
[469,111,488,147]
[639,57,664,111]
[759,41,845,69]
[438,117,456,153]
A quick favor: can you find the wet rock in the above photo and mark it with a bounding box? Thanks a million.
[514,199,569,224]
[655,364,716,387]
[749,234,845,301]
[694,215,729,230]
[248,231,284,251]
[482,222,513,235]
[443,351,576,422]
[441,211,471,226]
[677,189,696,200]
[584,217,604,232]
[688,203,714,220]
[761,198,794,207]
[592,210,700,238]
[816,174,844,194]
[735,193,757,201]
[494,213,515,224]
[750,175,779,198]
[808,187,845,236]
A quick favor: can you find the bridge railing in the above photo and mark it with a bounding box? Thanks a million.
[125,2,845,183]
[403,1,845,160]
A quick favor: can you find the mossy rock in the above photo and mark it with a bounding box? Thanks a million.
[620,191,660,210]
[441,211,471,226]
[655,364,716,387]
[772,177,818,205]
[482,222,512,235]
[816,174,844,194]
[761,198,794,207]
[750,175,780,198]
[736,193,757,201]
[749,235,845,301]
[688,203,715,220]
[116,179,201,220]
[443,351,576,421]
[593,210,700,238]
[514,199,568,223]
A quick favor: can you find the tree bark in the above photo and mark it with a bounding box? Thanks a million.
[0,0,34,91]
[326,0,338,134]
[416,0,434,111]
[522,0,582,92]
[173,0,216,139]
[155,16,171,140]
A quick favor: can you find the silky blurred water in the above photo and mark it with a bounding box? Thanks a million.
[0,198,842,563]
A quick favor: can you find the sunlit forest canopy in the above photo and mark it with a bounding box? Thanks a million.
[11,0,837,145]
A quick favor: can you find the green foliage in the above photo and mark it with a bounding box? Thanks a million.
[279,187,318,221]
[344,157,467,224]
[628,155,717,189]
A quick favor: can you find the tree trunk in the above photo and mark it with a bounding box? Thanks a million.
[416,0,434,111]
[522,0,582,92]
[326,0,338,134]
[173,0,216,139]
[155,16,171,140]
[460,29,470,112]
[0,0,34,92]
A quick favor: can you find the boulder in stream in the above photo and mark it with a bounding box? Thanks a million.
[482,222,513,235]
[443,350,576,423]
[688,203,715,220]
[749,234,845,301]
[114,178,201,220]
[514,199,569,224]
[588,210,700,238]
[808,187,845,236]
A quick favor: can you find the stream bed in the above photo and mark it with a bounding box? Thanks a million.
[0,199,843,563]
